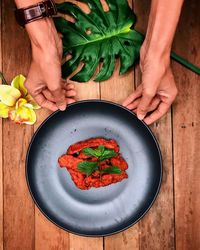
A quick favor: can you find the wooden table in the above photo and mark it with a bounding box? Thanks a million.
[0,0,200,249]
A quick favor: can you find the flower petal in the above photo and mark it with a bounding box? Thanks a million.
[9,106,36,125]
[0,102,12,118]
[11,74,27,97]
[26,94,41,109]
[0,85,21,106]
[15,98,27,109]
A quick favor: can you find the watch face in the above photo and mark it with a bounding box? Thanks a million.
[25,6,42,20]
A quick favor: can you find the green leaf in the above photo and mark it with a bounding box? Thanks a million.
[82,147,97,157]
[82,146,117,160]
[99,149,117,161]
[77,161,99,176]
[54,0,144,82]
[82,145,105,158]
[101,166,122,174]
[96,145,105,156]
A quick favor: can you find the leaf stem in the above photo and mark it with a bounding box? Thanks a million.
[170,51,200,75]
[0,72,8,85]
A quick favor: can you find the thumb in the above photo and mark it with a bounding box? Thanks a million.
[137,90,155,120]
[50,83,67,111]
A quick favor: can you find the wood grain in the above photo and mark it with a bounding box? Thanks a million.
[34,109,70,250]
[134,1,175,249]
[33,1,70,247]
[0,0,200,249]
[65,1,103,249]
[100,1,140,249]
[2,1,35,249]
[35,1,102,250]
[172,1,200,249]
[0,3,3,250]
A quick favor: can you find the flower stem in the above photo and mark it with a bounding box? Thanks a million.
[0,72,8,85]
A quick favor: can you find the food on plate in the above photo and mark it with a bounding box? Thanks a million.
[58,138,128,190]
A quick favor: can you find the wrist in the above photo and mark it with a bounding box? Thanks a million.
[26,18,59,51]
[15,0,41,8]
[140,40,171,66]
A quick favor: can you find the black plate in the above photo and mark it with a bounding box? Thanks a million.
[26,100,162,236]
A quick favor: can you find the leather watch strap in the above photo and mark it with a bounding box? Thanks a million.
[15,0,57,27]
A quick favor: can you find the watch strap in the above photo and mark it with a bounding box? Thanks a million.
[15,0,57,27]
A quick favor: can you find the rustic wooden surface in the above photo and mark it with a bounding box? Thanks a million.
[0,0,200,249]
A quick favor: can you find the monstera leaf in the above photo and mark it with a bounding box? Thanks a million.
[54,0,144,82]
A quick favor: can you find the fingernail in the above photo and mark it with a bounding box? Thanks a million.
[59,104,67,111]
[137,114,145,120]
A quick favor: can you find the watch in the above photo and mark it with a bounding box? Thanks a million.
[15,0,57,27]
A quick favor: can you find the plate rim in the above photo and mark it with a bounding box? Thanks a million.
[25,99,163,237]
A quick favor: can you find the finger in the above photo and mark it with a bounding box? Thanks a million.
[122,84,143,106]
[143,102,171,125]
[64,83,75,90]
[42,89,55,102]
[137,91,155,120]
[50,86,67,111]
[65,90,76,98]
[148,97,161,112]
[33,94,58,111]
[126,98,141,110]
[132,109,137,114]
[67,98,76,104]
[127,96,160,112]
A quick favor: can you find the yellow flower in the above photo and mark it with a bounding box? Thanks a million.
[0,74,40,125]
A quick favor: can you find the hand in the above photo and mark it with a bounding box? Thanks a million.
[25,18,76,111]
[123,45,178,125]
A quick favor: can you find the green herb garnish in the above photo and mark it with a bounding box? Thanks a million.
[77,161,99,177]
[100,166,122,174]
[82,146,117,161]
[77,145,121,177]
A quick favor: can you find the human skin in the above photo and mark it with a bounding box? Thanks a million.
[15,0,183,121]
[123,0,184,124]
[15,0,76,111]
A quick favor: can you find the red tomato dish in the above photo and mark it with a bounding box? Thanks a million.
[58,138,128,190]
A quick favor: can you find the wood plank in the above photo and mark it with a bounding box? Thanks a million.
[101,1,140,249]
[0,2,3,249]
[134,1,175,250]
[35,1,102,250]
[33,1,70,248]
[34,109,70,250]
[2,1,35,249]
[68,74,103,250]
[66,1,103,249]
[172,1,200,249]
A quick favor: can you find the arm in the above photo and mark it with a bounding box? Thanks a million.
[123,0,184,124]
[15,0,76,111]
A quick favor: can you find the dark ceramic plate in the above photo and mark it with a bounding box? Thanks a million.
[26,100,162,236]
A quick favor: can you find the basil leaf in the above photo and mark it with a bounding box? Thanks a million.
[94,145,105,157]
[82,146,118,161]
[82,146,106,158]
[82,148,98,157]
[77,161,98,176]
[99,149,118,161]
[101,166,122,174]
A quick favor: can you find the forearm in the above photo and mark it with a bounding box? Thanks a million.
[14,0,59,53]
[144,0,184,57]
[15,0,40,8]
